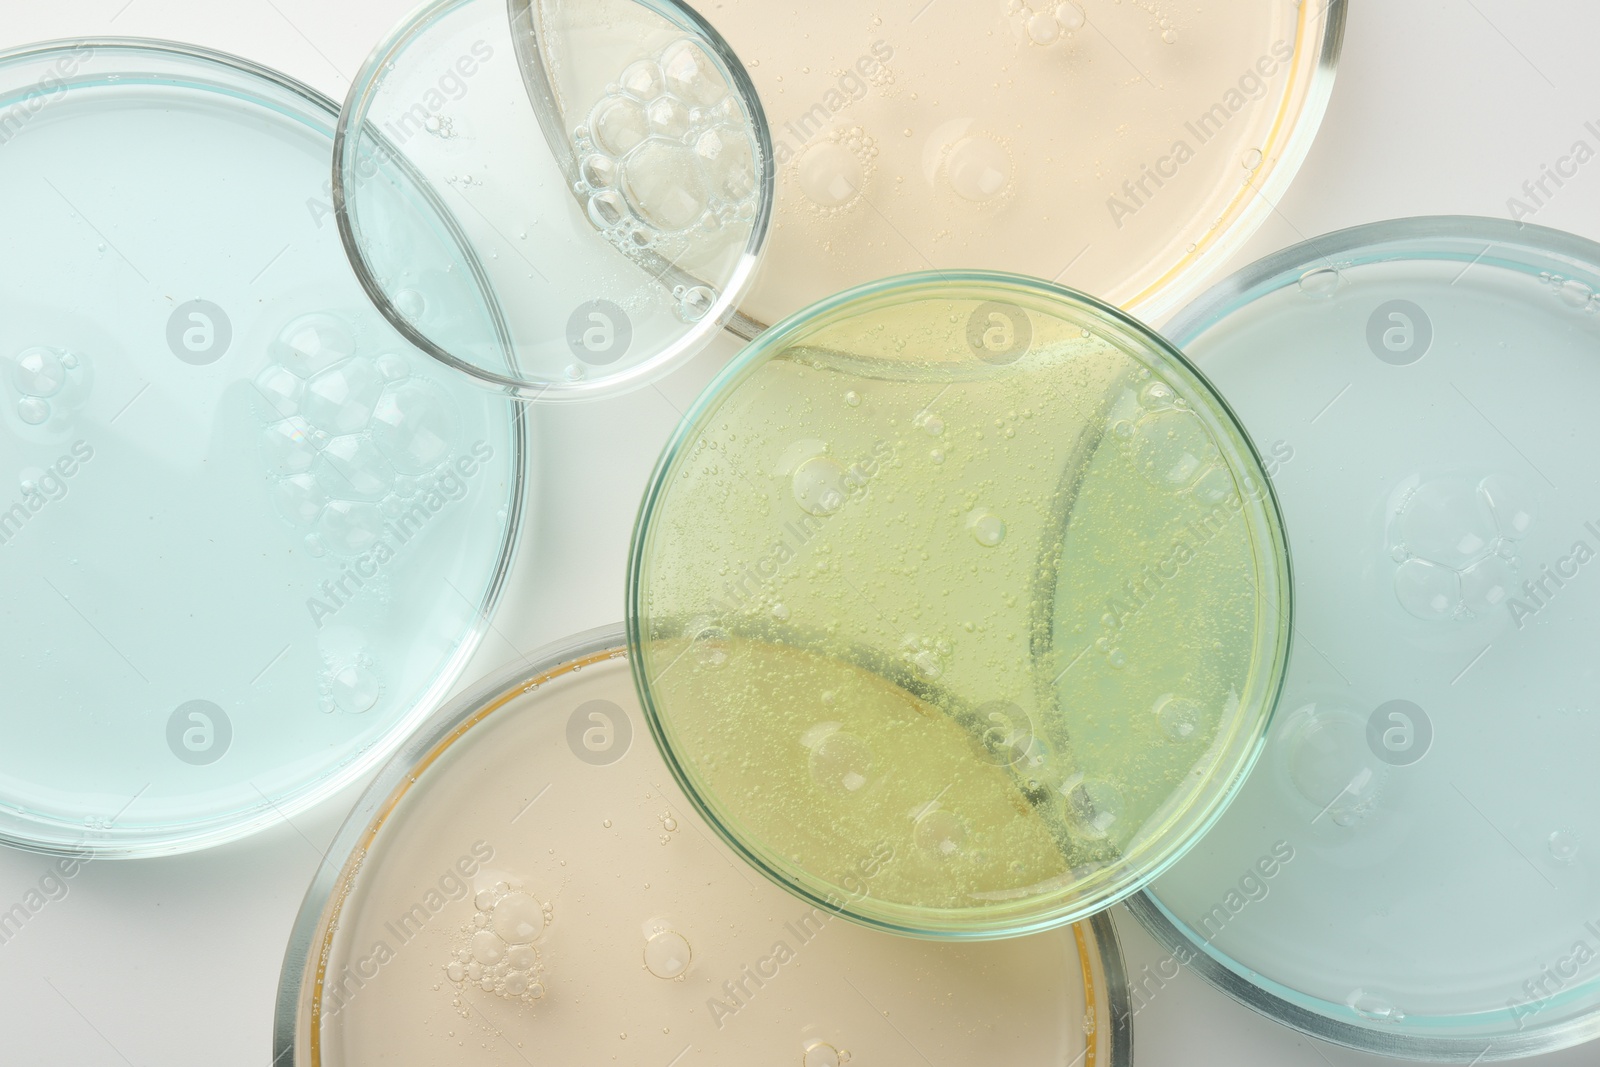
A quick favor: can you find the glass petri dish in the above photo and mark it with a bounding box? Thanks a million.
[697,0,1343,332]
[1133,217,1600,1061]
[627,272,1292,938]
[272,624,1135,1067]
[0,40,526,856]
[334,0,773,400]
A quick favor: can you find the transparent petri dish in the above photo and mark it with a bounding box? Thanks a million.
[0,39,527,856]
[334,0,773,400]
[627,272,1292,938]
[1133,217,1600,1061]
[272,624,1135,1067]
[697,0,1343,333]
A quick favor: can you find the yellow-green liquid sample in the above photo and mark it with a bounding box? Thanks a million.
[633,283,1286,932]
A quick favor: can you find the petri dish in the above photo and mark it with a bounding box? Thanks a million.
[695,0,1344,331]
[627,272,1292,938]
[272,624,1135,1067]
[1133,217,1600,1060]
[0,40,526,856]
[335,0,773,400]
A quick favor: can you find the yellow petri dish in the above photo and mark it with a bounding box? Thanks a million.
[696,0,1344,330]
[273,626,1134,1067]
[627,272,1292,937]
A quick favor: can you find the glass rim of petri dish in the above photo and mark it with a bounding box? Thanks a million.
[332,0,776,401]
[1134,214,1600,1062]
[270,622,1136,1067]
[0,37,530,857]
[626,270,1295,939]
[709,0,1346,340]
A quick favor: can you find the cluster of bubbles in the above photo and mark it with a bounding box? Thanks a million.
[571,38,759,321]
[1539,271,1600,314]
[252,311,462,560]
[445,881,551,1008]
[1008,1,1178,46]
[1388,474,1531,622]
[8,345,89,433]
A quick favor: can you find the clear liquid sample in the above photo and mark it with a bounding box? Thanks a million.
[694,0,1338,325]
[630,275,1289,935]
[337,0,768,397]
[304,640,1110,1067]
[1139,221,1600,1057]
[0,44,522,854]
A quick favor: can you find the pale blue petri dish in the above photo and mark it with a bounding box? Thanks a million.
[0,40,527,857]
[1132,217,1600,1060]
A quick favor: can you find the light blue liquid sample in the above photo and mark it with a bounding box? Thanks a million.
[0,43,526,856]
[1138,220,1600,1059]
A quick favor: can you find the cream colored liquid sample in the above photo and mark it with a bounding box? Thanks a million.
[634,288,1283,928]
[314,652,1092,1065]
[696,0,1323,322]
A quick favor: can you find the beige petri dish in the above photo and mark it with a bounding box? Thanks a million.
[274,626,1133,1067]
[696,0,1344,330]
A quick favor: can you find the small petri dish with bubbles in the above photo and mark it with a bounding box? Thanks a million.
[696,0,1343,332]
[627,272,1292,938]
[0,40,526,856]
[1132,217,1600,1060]
[273,624,1134,1067]
[334,0,773,400]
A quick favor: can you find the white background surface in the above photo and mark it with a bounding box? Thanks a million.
[1,1,1598,1064]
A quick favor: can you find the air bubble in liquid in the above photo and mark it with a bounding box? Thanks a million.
[1155,694,1204,741]
[643,930,692,978]
[659,39,728,108]
[590,97,650,156]
[491,891,546,943]
[371,379,460,475]
[793,455,848,516]
[394,288,427,321]
[261,418,320,475]
[797,141,864,208]
[319,437,396,500]
[254,363,303,418]
[317,500,386,555]
[809,731,874,795]
[1549,829,1580,863]
[273,473,328,526]
[332,664,381,713]
[273,313,356,378]
[16,397,49,425]
[677,285,716,322]
[914,808,968,857]
[969,511,1007,547]
[621,140,710,232]
[1055,2,1085,30]
[304,358,385,435]
[1298,267,1340,297]
[619,59,665,100]
[695,126,757,202]
[946,137,1012,203]
[13,347,68,397]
